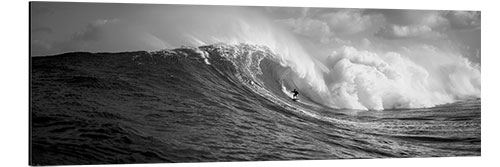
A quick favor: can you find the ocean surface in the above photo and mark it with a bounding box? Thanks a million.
[30,44,480,165]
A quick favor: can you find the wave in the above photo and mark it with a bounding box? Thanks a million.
[143,7,480,110]
[136,43,480,111]
[31,45,481,164]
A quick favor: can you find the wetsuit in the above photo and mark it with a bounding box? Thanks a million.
[291,89,299,99]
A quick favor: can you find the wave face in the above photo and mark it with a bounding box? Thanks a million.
[31,43,480,165]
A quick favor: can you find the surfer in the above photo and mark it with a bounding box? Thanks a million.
[291,89,299,100]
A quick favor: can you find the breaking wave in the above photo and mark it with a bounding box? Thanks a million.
[152,7,480,110]
[142,43,480,111]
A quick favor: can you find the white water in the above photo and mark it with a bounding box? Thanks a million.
[321,46,480,110]
[150,6,480,110]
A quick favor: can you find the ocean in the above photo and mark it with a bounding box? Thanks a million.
[30,43,480,165]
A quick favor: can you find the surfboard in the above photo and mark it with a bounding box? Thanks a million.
[292,98,299,101]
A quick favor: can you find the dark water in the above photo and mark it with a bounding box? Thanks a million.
[30,44,480,165]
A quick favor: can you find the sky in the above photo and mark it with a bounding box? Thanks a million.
[30,2,480,64]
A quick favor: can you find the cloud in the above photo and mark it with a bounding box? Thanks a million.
[320,9,382,35]
[264,7,310,19]
[31,26,55,55]
[32,27,53,34]
[274,9,383,44]
[444,11,480,30]
[31,39,53,55]
[377,10,480,31]
[375,24,444,39]
[71,19,119,42]
[373,10,446,40]
[30,18,167,55]
[361,38,371,47]
[31,19,121,55]
[30,5,54,16]
[373,10,447,27]
[275,17,332,41]
[374,10,480,40]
